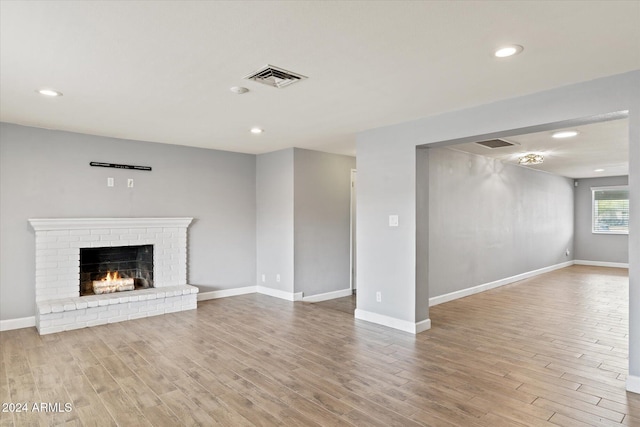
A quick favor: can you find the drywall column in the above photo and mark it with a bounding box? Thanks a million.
[355,135,428,333]
[628,103,640,393]
[256,149,296,299]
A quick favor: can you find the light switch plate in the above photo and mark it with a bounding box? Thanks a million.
[389,215,399,227]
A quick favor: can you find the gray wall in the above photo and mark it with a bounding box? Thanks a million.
[293,148,355,296]
[426,148,574,298]
[356,70,639,383]
[574,175,629,263]
[0,123,256,320]
[256,149,295,293]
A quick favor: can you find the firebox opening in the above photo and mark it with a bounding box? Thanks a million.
[80,245,153,296]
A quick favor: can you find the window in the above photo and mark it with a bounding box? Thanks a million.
[592,186,629,234]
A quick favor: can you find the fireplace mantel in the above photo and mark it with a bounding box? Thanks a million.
[29,217,193,231]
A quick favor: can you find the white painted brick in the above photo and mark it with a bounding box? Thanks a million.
[75,300,88,310]
[108,315,128,323]
[51,302,64,313]
[98,299,110,307]
[77,312,98,322]
[90,229,110,235]
[43,325,65,334]
[110,229,128,235]
[70,230,90,236]
[63,302,76,311]
[46,230,70,237]
[47,242,70,249]
[38,304,52,315]
[128,312,148,320]
[98,309,114,319]
[52,316,73,326]
[64,322,87,331]
[80,235,100,242]
[87,318,108,327]
[59,236,80,243]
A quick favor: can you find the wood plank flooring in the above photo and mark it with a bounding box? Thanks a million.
[1,265,638,426]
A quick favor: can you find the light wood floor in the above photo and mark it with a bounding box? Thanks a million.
[1,265,638,426]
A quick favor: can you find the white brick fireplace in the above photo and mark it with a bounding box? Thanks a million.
[28,217,198,334]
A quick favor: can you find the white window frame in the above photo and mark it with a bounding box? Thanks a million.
[591,185,629,235]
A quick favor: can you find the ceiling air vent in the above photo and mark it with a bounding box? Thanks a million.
[475,138,518,149]
[243,64,307,88]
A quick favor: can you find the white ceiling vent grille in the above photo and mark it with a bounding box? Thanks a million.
[243,64,307,88]
[475,138,518,149]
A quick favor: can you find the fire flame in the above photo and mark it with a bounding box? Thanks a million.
[102,271,121,282]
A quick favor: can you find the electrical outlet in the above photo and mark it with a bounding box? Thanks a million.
[261,274,266,283]
[565,249,570,256]
[376,291,381,302]
[276,274,281,282]
[107,177,114,187]
[127,178,134,188]
[389,215,399,227]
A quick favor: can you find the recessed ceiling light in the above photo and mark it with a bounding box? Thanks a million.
[37,88,63,97]
[594,169,605,172]
[518,153,544,165]
[250,127,263,134]
[230,86,249,94]
[494,45,523,58]
[552,130,579,139]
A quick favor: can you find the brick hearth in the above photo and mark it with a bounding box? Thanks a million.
[28,217,198,334]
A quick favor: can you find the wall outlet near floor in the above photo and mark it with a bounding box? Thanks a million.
[376,291,381,302]
[107,177,114,187]
[565,249,570,256]
[127,178,134,188]
[276,274,281,282]
[261,274,266,283]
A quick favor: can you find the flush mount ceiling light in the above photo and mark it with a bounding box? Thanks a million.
[494,45,524,58]
[36,88,63,97]
[250,127,264,134]
[552,130,579,139]
[518,153,544,165]
[230,86,249,94]
[594,168,605,172]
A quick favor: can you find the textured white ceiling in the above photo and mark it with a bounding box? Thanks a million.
[451,119,629,179]
[1,1,639,159]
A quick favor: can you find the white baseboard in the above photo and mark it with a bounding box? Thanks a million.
[302,288,352,303]
[355,309,430,334]
[574,260,629,269]
[627,375,640,394]
[198,286,257,301]
[0,316,36,332]
[429,261,574,307]
[257,286,303,302]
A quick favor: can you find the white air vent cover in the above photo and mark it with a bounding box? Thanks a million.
[244,64,307,88]
[475,138,518,149]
